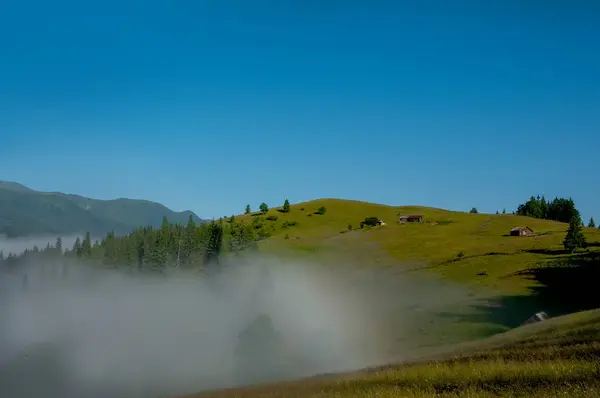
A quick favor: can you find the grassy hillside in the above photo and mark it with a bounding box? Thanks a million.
[185,308,600,397]
[234,199,600,333]
[238,198,598,278]
[0,181,203,238]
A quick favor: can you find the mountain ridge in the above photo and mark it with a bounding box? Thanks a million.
[0,180,204,238]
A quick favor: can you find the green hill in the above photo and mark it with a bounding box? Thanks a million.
[239,198,598,282]
[0,181,204,238]
[236,198,600,335]
[186,308,600,397]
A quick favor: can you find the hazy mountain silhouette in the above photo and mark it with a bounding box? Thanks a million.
[0,181,204,237]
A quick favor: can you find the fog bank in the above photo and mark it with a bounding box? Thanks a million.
[0,255,472,397]
[0,234,100,256]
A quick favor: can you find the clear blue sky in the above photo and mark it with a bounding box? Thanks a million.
[1,1,598,221]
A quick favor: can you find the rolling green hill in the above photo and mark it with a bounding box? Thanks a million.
[0,181,204,237]
[234,198,600,340]
[192,198,599,397]
[240,198,599,291]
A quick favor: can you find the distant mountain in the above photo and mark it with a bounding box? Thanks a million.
[0,181,204,238]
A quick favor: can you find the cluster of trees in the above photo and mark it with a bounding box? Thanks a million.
[1,215,260,272]
[516,196,580,223]
[513,195,595,252]
[244,199,291,216]
[1,199,307,272]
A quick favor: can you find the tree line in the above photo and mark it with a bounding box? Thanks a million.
[0,215,259,272]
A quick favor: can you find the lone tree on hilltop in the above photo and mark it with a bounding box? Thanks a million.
[563,215,587,253]
[282,199,290,213]
[245,204,251,214]
[259,202,269,214]
[588,217,596,228]
[469,207,478,214]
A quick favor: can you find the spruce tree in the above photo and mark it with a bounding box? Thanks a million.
[82,232,92,256]
[245,204,251,214]
[282,199,290,213]
[73,237,82,257]
[563,216,587,253]
[588,217,596,228]
[55,236,63,255]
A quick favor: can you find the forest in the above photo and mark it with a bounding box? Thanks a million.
[0,215,259,273]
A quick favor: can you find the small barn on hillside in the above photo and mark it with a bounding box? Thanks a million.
[510,226,534,236]
[399,215,423,223]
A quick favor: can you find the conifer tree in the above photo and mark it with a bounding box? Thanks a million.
[245,204,251,214]
[55,236,63,255]
[82,232,92,256]
[563,216,587,253]
[73,237,82,257]
[588,217,596,228]
[282,199,290,213]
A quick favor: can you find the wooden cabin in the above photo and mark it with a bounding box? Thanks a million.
[510,226,534,236]
[399,215,423,223]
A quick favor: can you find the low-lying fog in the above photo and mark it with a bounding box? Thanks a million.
[0,234,98,256]
[0,253,473,398]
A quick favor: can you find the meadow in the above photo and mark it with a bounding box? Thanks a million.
[182,198,600,397]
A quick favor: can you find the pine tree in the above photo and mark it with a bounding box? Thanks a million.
[204,220,223,267]
[588,217,596,228]
[73,237,82,257]
[245,204,251,214]
[282,199,290,213]
[563,216,587,253]
[469,207,478,214]
[55,236,63,255]
[82,232,92,256]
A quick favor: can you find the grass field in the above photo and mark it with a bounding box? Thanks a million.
[185,198,600,396]
[184,308,600,397]
[237,198,599,300]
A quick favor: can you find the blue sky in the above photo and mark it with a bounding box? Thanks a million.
[1,1,599,221]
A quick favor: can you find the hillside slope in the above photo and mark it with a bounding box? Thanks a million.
[240,198,599,288]
[186,308,600,397]
[234,198,600,334]
[0,181,203,237]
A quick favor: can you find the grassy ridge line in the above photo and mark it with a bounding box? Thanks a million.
[235,199,600,293]
[182,309,600,398]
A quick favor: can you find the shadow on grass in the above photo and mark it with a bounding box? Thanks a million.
[523,248,568,255]
[437,251,600,334]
